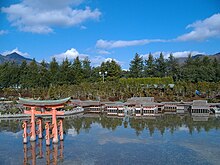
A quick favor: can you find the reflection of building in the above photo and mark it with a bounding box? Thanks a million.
[23,139,64,165]
[191,100,210,117]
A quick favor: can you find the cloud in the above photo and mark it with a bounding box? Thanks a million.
[177,13,220,41]
[67,128,78,137]
[52,48,88,61]
[154,51,204,59]
[90,56,122,66]
[141,51,204,59]
[97,49,111,55]
[1,48,30,57]
[0,30,8,35]
[1,0,101,34]
[96,39,165,49]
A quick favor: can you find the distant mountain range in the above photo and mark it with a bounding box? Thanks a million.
[176,52,220,64]
[0,52,34,64]
[0,52,219,65]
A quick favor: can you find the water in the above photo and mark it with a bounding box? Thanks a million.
[0,114,220,165]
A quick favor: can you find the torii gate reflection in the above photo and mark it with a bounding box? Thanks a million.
[23,139,64,165]
[19,97,70,145]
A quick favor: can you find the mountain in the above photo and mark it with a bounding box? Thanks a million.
[0,52,34,64]
[176,52,220,64]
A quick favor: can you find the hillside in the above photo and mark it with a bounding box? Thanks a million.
[0,52,33,64]
[176,52,220,64]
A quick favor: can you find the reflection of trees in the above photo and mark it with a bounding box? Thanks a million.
[1,115,220,136]
[0,120,22,133]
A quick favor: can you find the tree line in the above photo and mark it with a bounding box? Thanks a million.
[0,52,220,89]
[0,53,220,102]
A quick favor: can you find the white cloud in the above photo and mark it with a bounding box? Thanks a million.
[1,0,101,34]
[90,56,107,66]
[67,128,78,137]
[52,48,88,61]
[1,48,30,57]
[171,51,204,58]
[97,49,111,55]
[90,56,122,66]
[96,39,165,49]
[0,30,8,35]
[177,13,220,41]
[158,51,204,59]
[141,51,204,59]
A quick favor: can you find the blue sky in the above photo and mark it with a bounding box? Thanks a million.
[0,0,220,69]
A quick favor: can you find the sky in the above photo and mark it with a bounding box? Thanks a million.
[0,0,220,69]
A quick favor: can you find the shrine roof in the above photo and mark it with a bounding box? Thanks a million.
[18,97,71,106]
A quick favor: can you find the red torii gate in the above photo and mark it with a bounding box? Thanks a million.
[19,97,70,145]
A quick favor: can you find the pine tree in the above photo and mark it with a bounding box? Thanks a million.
[71,56,83,84]
[82,57,92,81]
[39,60,50,88]
[59,58,71,85]
[144,53,155,77]
[49,57,59,86]
[167,53,179,80]
[129,53,144,78]
[155,52,167,77]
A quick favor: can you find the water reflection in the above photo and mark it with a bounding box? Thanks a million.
[0,115,220,165]
[63,114,220,136]
[0,114,220,137]
[23,139,63,165]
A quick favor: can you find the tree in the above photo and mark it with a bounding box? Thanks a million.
[82,57,92,82]
[144,53,155,77]
[129,53,144,78]
[19,60,29,88]
[26,59,39,88]
[71,56,83,84]
[155,52,167,77]
[100,59,121,81]
[49,57,59,86]
[39,60,50,88]
[0,62,19,88]
[213,58,220,82]
[58,58,71,85]
[167,53,179,81]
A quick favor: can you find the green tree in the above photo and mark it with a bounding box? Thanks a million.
[167,53,179,81]
[27,59,39,87]
[38,60,50,88]
[100,59,122,81]
[49,57,59,86]
[58,58,71,85]
[144,53,155,77]
[19,60,29,88]
[129,53,144,78]
[71,56,83,84]
[155,52,167,77]
[82,57,92,82]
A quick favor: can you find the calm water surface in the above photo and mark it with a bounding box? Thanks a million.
[0,114,220,165]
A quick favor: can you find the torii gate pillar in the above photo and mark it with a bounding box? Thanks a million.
[30,107,36,141]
